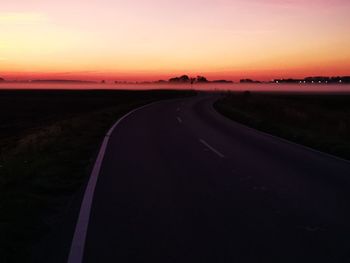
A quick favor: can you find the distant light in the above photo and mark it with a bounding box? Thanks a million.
[299,81,302,84]
[319,81,321,83]
[276,81,279,84]
[304,81,306,83]
[312,81,314,83]
[339,80,342,83]
[326,81,328,83]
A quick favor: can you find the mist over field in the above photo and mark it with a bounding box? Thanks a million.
[1,82,350,93]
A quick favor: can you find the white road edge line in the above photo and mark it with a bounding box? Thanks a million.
[67,102,158,263]
[177,117,183,124]
[199,139,225,158]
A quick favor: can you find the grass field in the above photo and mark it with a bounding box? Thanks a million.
[214,92,350,160]
[0,89,194,262]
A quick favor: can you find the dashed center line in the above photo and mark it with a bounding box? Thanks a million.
[177,117,183,124]
[199,139,225,158]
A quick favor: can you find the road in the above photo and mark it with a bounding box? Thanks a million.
[71,94,350,263]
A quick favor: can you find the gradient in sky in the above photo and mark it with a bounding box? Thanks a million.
[1,0,350,81]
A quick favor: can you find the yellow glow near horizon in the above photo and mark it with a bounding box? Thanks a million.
[1,0,350,81]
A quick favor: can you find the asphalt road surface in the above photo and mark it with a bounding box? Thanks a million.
[74,94,350,263]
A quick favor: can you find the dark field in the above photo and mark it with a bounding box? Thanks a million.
[0,89,195,262]
[2,90,350,262]
[215,92,350,160]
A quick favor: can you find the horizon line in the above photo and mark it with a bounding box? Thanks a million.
[1,75,350,83]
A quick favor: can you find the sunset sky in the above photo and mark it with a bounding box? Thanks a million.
[1,0,350,81]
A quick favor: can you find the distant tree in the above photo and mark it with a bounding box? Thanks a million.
[189,78,196,88]
[342,76,350,83]
[196,76,208,83]
[169,75,190,83]
[179,75,190,82]
[169,77,178,82]
[240,79,254,83]
[101,80,106,84]
[321,76,349,84]
[0,77,5,82]
[213,80,233,83]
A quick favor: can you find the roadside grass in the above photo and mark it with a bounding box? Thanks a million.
[214,92,350,160]
[0,89,194,262]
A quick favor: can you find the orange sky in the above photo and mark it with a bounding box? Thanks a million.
[1,0,350,81]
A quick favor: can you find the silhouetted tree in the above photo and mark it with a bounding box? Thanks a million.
[0,77,5,82]
[240,79,261,83]
[196,76,208,83]
[342,76,350,83]
[212,80,233,83]
[179,75,190,82]
[169,75,190,83]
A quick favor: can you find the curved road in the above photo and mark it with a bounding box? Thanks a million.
[73,94,350,262]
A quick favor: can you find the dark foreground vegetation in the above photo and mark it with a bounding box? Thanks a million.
[215,92,350,160]
[0,89,195,262]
